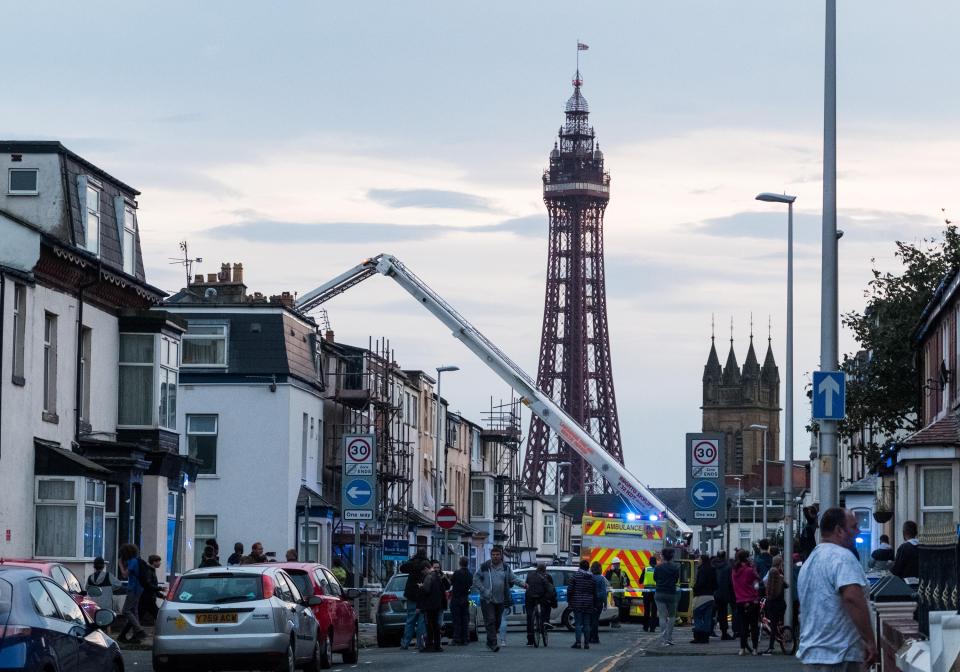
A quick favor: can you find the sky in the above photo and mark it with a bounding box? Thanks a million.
[3,1,958,488]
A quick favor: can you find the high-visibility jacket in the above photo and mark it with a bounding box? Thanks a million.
[641,565,657,588]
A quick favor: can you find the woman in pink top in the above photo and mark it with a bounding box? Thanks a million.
[731,549,761,655]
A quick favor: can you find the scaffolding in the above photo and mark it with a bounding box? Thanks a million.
[481,395,524,562]
[325,336,414,584]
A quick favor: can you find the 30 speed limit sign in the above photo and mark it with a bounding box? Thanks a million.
[692,440,719,467]
[343,434,375,476]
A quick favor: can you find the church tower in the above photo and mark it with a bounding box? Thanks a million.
[701,321,781,478]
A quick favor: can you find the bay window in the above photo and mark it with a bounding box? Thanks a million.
[35,476,106,559]
[118,333,181,429]
[470,478,485,519]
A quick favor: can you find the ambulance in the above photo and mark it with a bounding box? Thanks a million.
[580,512,694,622]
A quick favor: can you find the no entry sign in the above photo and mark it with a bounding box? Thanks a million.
[436,506,458,530]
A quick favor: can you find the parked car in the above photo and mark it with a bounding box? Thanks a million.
[267,562,359,667]
[0,559,100,620]
[474,566,619,632]
[0,565,122,672]
[153,566,322,672]
[375,571,479,647]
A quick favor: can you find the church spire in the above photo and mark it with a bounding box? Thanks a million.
[722,318,741,385]
[762,321,779,384]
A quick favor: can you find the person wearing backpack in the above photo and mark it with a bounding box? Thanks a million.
[590,561,609,644]
[524,562,555,646]
[117,544,147,643]
[86,556,122,628]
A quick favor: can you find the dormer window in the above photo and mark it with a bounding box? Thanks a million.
[8,168,38,195]
[123,205,137,275]
[84,185,100,256]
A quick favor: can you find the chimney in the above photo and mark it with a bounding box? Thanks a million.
[206,273,218,283]
[193,274,204,285]
[219,263,232,283]
[233,262,244,284]
[325,329,335,343]
[279,291,294,308]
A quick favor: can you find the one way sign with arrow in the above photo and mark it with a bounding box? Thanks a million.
[813,371,845,420]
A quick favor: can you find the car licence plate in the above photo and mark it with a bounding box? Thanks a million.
[195,613,238,624]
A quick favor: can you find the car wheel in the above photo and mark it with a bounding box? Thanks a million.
[303,639,322,672]
[562,608,574,632]
[275,640,295,672]
[319,631,333,670]
[342,627,359,664]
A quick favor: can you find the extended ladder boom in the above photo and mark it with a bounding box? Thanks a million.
[297,254,693,536]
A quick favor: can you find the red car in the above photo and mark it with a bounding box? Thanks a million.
[0,558,100,619]
[270,562,360,668]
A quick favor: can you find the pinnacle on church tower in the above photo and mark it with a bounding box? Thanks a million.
[721,319,741,386]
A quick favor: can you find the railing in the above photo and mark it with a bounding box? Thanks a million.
[917,526,959,636]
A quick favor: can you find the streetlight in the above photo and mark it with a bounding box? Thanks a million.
[755,191,797,629]
[748,424,769,540]
[734,476,742,556]
[434,365,459,565]
[555,462,571,560]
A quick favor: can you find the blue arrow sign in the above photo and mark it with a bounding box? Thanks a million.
[691,480,720,509]
[812,371,845,420]
[344,479,373,507]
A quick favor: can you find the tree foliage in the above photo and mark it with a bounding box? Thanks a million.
[840,222,960,463]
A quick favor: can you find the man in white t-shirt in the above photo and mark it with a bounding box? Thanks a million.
[797,507,878,671]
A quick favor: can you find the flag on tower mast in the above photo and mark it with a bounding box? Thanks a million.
[577,42,589,50]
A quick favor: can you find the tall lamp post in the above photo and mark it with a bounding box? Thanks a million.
[748,424,769,539]
[556,461,571,561]
[734,476,742,556]
[434,365,459,563]
[755,191,797,628]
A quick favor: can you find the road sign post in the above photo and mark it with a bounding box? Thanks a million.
[686,434,726,528]
[436,506,457,569]
[342,434,376,588]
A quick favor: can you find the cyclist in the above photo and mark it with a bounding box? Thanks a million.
[524,561,555,646]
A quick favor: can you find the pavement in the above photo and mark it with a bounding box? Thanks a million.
[121,621,803,671]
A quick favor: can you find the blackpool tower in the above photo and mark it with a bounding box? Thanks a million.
[522,66,625,496]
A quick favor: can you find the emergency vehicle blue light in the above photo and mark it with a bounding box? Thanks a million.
[855,537,864,544]
[648,514,659,522]
[626,513,636,522]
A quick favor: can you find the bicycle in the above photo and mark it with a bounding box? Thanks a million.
[759,597,796,655]
[532,603,548,647]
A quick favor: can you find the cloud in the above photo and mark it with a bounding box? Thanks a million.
[689,208,942,244]
[204,214,548,243]
[367,188,496,213]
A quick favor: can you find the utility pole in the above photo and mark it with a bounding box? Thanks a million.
[819,0,840,512]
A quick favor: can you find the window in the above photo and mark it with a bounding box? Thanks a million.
[45,580,86,625]
[470,478,485,518]
[921,466,954,529]
[194,515,217,567]
[79,327,92,424]
[159,336,178,430]
[301,413,309,481]
[12,283,26,382]
[182,323,227,367]
[187,415,218,475]
[471,430,481,464]
[35,476,105,559]
[300,524,321,562]
[8,168,38,195]
[273,572,295,603]
[84,185,100,255]
[43,313,57,416]
[543,513,557,545]
[943,326,950,410]
[316,422,323,485]
[118,334,154,426]
[104,485,119,571]
[123,206,137,275]
[321,568,342,596]
[28,580,59,618]
[83,479,106,558]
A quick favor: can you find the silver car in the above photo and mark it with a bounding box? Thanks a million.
[153,566,323,672]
